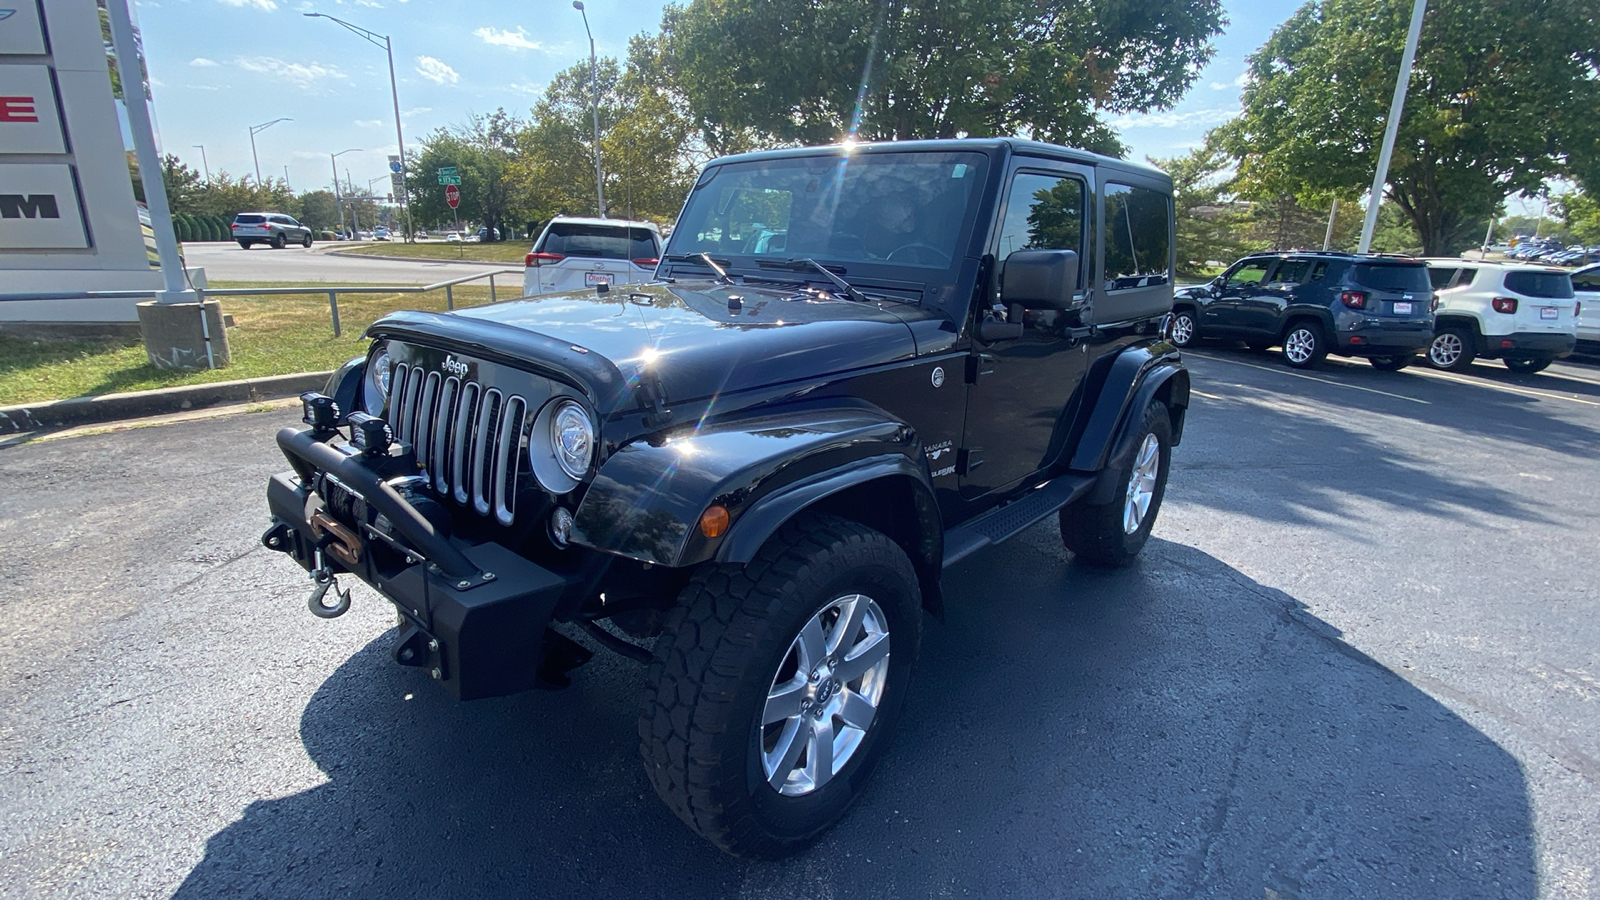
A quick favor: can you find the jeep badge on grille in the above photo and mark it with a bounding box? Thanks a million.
[441,355,469,377]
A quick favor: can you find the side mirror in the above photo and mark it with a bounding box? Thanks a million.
[1002,249,1080,310]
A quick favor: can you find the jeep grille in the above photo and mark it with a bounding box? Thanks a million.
[389,363,529,526]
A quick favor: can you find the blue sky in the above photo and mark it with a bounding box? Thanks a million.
[135,0,1295,195]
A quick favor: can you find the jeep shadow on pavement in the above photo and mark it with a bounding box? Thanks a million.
[261,138,1192,856]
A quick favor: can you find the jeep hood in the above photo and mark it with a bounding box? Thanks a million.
[368,280,934,416]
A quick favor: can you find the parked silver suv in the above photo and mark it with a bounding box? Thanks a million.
[232,212,312,250]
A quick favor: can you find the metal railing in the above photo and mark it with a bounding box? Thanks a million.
[0,268,523,338]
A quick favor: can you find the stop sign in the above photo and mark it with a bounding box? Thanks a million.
[445,184,460,209]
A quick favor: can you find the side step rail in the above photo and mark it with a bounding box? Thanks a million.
[941,472,1095,568]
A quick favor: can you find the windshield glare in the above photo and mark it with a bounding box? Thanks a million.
[666,151,988,271]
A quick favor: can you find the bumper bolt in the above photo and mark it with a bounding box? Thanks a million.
[483,572,496,581]
[430,667,442,680]
[457,580,471,589]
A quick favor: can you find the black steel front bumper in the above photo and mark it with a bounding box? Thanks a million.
[264,426,580,700]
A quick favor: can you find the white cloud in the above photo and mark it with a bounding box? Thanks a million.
[508,81,544,95]
[354,118,385,128]
[190,57,219,67]
[474,26,542,51]
[1110,108,1238,130]
[401,107,432,119]
[1210,72,1250,92]
[414,56,459,85]
[218,0,278,11]
[236,57,345,90]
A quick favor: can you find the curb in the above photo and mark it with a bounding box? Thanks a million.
[326,248,524,268]
[0,371,334,434]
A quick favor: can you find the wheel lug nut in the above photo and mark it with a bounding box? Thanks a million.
[809,670,819,682]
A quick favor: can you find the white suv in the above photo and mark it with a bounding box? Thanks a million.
[523,217,662,297]
[1422,259,1578,374]
[1572,262,1600,349]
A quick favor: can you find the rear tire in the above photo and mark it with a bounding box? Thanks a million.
[1504,358,1551,374]
[1060,401,1172,567]
[640,513,922,858]
[1368,355,1414,371]
[1281,321,1328,369]
[1427,327,1476,371]
[1170,308,1198,348]
[237,241,251,249]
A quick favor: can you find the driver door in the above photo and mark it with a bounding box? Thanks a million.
[959,163,1092,499]
[1205,257,1275,334]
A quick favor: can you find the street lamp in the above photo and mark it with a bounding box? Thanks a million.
[331,148,362,238]
[248,117,291,184]
[305,11,415,240]
[573,1,605,218]
[192,144,210,183]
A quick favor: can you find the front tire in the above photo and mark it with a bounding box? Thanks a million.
[302,233,313,248]
[1281,321,1328,369]
[640,514,922,858]
[1060,401,1172,567]
[270,232,287,249]
[1170,308,1198,348]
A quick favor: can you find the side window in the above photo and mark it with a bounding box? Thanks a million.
[1458,267,1482,288]
[1224,260,1272,289]
[1272,259,1312,285]
[1308,261,1329,282]
[996,172,1085,288]
[1573,271,1600,293]
[1102,182,1171,291]
[1428,267,1458,290]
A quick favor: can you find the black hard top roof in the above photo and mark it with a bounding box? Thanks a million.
[707,138,1169,182]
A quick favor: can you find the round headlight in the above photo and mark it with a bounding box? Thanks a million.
[362,341,393,416]
[550,400,595,480]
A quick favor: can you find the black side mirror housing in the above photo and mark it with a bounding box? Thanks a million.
[1002,250,1081,310]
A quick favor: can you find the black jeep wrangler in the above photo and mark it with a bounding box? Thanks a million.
[263,139,1189,857]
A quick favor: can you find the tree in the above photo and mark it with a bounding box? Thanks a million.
[297,190,340,233]
[1151,144,1251,275]
[1216,0,1600,256]
[408,110,524,240]
[1557,192,1600,246]
[658,0,1226,155]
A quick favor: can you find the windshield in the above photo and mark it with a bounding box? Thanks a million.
[666,150,989,271]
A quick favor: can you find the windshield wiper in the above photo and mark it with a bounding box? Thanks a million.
[764,257,871,303]
[662,252,733,285]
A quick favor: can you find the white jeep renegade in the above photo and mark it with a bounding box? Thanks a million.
[1421,260,1578,374]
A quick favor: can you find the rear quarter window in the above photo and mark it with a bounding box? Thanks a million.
[1504,271,1574,299]
[1427,267,1457,289]
[1352,263,1431,292]
[1102,183,1171,290]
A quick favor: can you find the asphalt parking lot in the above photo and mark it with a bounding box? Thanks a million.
[2,349,1598,899]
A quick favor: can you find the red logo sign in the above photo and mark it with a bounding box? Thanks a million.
[445,184,460,209]
[0,96,39,123]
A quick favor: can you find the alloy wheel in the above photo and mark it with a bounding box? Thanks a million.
[1172,313,1195,346]
[1284,328,1316,365]
[760,594,890,797]
[1123,432,1161,534]
[1429,333,1462,368]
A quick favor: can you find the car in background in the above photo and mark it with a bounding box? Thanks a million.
[474,226,501,243]
[1171,251,1435,370]
[373,226,391,241]
[1572,262,1600,350]
[1422,259,1578,373]
[415,229,429,240]
[522,217,663,297]
[445,232,462,243]
[231,212,312,249]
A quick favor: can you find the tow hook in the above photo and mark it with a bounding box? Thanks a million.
[307,567,352,619]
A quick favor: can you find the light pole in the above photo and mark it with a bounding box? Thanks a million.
[331,148,361,237]
[248,117,291,184]
[192,144,210,183]
[1357,0,1427,254]
[283,165,291,190]
[573,1,605,218]
[305,12,416,240]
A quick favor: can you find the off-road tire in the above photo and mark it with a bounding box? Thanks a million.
[639,513,922,858]
[270,232,287,249]
[1170,308,1198,348]
[1504,358,1551,374]
[1427,327,1476,371]
[1368,355,1413,371]
[1059,401,1172,567]
[1281,320,1328,369]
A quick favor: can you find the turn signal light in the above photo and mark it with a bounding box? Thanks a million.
[1492,296,1518,314]
[1340,291,1368,309]
[699,505,730,538]
[525,252,565,267]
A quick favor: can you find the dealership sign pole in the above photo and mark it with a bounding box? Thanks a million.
[1357,0,1427,254]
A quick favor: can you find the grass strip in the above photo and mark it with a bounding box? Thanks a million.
[336,242,530,264]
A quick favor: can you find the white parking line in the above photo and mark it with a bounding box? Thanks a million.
[1186,352,1429,405]
[1405,366,1600,407]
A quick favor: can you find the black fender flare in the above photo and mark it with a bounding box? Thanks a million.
[571,405,941,611]
[325,355,365,421]
[1067,343,1190,504]
[1278,306,1336,341]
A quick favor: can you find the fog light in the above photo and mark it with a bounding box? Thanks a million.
[347,412,394,456]
[301,392,340,434]
[549,507,575,547]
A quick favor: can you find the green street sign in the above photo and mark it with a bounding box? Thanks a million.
[437,166,457,177]
[438,175,462,185]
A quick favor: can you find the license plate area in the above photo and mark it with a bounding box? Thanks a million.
[1540,306,1558,320]
[584,272,613,286]
[1392,301,1412,315]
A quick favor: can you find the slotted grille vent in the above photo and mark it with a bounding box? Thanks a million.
[390,363,528,525]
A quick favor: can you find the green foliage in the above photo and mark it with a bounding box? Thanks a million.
[1557,192,1600,246]
[1216,0,1600,256]
[407,110,524,238]
[296,191,340,233]
[659,0,1226,154]
[1151,144,1251,275]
